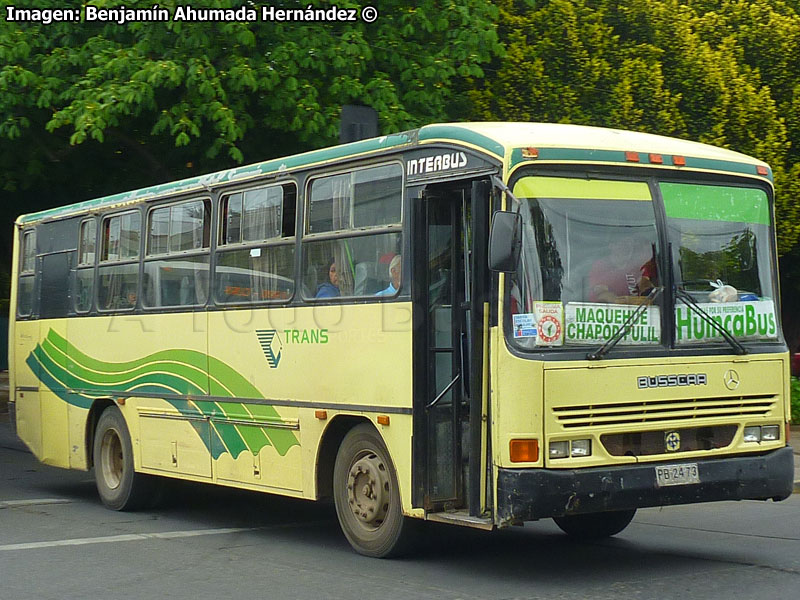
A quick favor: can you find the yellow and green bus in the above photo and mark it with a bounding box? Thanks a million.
[9,122,794,557]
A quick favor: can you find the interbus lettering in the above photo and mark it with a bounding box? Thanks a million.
[406,151,468,176]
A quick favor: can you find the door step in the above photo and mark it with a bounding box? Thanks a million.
[426,510,494,530]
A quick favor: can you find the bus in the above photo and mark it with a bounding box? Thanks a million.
[9,122,795,557]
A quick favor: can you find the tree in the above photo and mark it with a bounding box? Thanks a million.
[0,0,501,277]
[469,0,800,254]
[0,0,501,193]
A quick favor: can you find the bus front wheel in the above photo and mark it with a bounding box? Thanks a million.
[93,406,154,511]
[553,509,636,539]
[333,423,414,558]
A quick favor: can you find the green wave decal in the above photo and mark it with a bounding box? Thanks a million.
[26,329,299,459]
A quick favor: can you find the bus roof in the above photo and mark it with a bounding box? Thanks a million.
[18,122,771,225]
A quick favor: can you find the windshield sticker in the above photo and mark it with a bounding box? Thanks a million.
[533,301,564,346]
[565,302,661,345]
[513,313,538,339]
[675,300,777,342]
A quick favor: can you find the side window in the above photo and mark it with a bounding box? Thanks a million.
[17,229,36,317]
[143,199,211,308]
[102,211,140,262]
[306,164,402,234]
[308,173,349,234]
[78,219,97,265]
[302,164,403,300]
[21,229,36,273]
[75,218,96,313]
[303,234,402,299]
[353,164,402,227]
[215,183,296,304]
[98,211,141,311]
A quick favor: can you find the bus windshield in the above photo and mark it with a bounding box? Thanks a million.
[507,175,779,350]
[663,182,779,345]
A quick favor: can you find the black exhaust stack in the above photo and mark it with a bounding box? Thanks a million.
[339,105,378,143]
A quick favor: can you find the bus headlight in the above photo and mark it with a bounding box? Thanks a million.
[743,426,761,442]
[571,439,592,457]
[549,441,569,459]
[761,425,780,441]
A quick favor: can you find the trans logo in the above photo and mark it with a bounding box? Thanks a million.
[256,329,283,369]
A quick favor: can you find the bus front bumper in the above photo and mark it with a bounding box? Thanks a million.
[496,446,795,525]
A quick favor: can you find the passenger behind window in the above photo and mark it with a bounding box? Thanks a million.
[354,262,380,295]
[315,257,341,298]
[589,236,656,304]
[376,254,401,297]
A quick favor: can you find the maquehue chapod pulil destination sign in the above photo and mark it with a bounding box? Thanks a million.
[565,303,661,345]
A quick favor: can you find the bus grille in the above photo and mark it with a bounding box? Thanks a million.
[552,395,777,428]
[600,425,738,456]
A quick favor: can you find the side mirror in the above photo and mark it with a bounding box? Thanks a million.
[488,210,521,272]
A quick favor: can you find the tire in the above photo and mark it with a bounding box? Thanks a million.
[333,423,415,558]
[93,406,155,511]
[553,509,636,539]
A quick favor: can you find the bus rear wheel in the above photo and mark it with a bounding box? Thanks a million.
[553,509,636,539]
[93,406,154,511]
[333,423,414,558]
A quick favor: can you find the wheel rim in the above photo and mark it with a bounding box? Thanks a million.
[100,428,124,490]
[345,450,391,531]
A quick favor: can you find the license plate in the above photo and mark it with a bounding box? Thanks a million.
[654,463,700,487]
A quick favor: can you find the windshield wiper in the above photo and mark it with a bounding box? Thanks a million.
[587,286,664,361]
[674,288,747,355]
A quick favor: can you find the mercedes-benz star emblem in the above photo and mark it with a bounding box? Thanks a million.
[723,369,740,390]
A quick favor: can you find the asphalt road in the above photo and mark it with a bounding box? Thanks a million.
[1,416,799,600]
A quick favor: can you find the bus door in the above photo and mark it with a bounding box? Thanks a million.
[412,178,491,516]
[36,248,74,468]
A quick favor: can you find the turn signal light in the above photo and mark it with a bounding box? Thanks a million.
[756,165,769,176]
[510,439,539,462]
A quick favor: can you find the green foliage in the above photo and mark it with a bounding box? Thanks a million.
[791,377,800,423]
[0,0,501,193]
[468,0,800,255]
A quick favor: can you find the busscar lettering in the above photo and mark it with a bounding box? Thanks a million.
[637,374,708,389]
